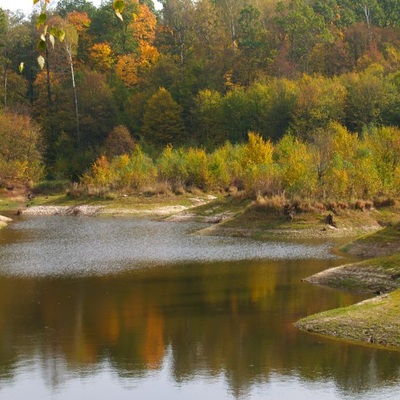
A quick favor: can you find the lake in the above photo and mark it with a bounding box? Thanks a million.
[0,216,399,400]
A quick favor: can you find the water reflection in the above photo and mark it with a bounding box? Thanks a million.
[0,217,399,399]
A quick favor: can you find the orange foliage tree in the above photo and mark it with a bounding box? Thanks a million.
[115,3,159,87]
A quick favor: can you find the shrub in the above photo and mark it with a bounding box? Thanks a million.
[0,112,44,186]
[104,125,136,157]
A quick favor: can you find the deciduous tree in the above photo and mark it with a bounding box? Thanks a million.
[142,87,186,146]
[0,112,44,185]
[104,125,136,157]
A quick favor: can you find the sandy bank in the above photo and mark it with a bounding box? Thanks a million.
[0,214,12,228]
[22,205,104,216]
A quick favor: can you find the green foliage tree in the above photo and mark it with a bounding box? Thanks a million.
[0,9,31,110]
[77,69,118,150]
[160,0,195,67]
[56,0,97,18]
[221,87,251,143]
[342,66,398,132]
[363,125,400,194]
[235,5,272,84]
[190,0,231,90]
[274,0,333,73]
[246,78,298,141]
[192,89,225,147]
[142,87,186,146]
[88,0,139,56]
[291,74,346,138]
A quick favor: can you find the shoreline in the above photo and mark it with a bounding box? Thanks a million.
[2,193,400,350]
[295,290,400,350]
[296,224,400,351]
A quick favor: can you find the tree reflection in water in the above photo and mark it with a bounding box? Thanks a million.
[0,218,399,399]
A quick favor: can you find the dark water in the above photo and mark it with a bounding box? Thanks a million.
[0,216,399,400]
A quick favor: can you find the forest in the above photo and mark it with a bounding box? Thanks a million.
[2,0,400,201]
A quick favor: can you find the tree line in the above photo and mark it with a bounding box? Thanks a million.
[1,0,400,199]
[81,128,400,202]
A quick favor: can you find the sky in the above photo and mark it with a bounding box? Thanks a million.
[0,0,161,17]
[0,0,103,16]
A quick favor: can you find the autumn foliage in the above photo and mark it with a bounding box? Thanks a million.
[0,112,44,186]
[83,129,400,201]
[2,0,400,198]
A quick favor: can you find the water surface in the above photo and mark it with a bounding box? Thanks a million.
[0,216,399,399]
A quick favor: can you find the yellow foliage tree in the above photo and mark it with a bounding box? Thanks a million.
[115,54,139,87]
[89,42,115,72]
[0,112,44,186]
[317,122,380,199]
[275,134,318,198]
[244,132,273,166]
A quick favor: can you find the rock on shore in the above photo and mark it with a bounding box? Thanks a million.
[21,205,103,216]
[0,215,12,223]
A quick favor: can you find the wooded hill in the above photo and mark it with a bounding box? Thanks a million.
[1,0,400,198]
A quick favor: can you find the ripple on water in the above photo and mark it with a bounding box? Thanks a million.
[0,217,337,277]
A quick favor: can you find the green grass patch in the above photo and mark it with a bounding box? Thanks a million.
[296,289,400,350]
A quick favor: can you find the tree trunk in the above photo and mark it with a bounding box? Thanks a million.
[66,44,80,149]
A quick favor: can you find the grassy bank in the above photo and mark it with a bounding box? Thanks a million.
[295,290,400,350]
[193,195,399,240]
[1,186,399,235]
[305,253,400,294]
[340,222,400,258]
[297,220,400,350]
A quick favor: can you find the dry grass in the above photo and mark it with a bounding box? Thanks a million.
[253,193,286,211]
[141,181,172,196]
[252,194,328,215]
[373,197,397,208]
[354,199,373,211]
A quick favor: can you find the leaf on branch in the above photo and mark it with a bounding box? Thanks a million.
[49,27,65,42]
[37,55,45,70]
[49,34,55,48]
[19,62,24,73]
[33,0,40,4]
[37,38,46,51]
[58,29,65,42]
[114,10,123,21]
[113,0,125,21]
[37,13,47,28]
